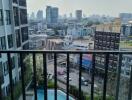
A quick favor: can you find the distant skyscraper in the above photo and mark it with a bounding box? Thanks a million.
[64,14,67,19]
[46,6,59,24]
[36,10,43,21]
[76,10,82,21]
[30,12,35,20]
[70,13,73,18]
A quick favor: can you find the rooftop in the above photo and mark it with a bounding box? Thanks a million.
[48,38,64,44]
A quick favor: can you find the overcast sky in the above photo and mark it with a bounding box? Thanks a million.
[27,0,132,17]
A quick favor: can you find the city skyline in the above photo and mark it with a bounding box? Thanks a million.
[27,0,132,17]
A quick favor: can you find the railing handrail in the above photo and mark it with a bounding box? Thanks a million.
[0,50,132,54]
[0,50,132,100]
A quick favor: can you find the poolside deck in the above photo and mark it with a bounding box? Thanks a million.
[19,91,34,100]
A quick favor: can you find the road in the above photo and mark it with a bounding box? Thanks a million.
[47,61,92,94]
[35,55,103,94]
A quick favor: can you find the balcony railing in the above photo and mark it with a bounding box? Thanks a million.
[0,50,132,100]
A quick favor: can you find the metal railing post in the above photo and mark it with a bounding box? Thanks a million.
[7,53,14,100]
[66,53,69,100]
[33,53,37,100]
[54,53,57,100]
[91,53,95,100]
[102,54,109,100]
[115,54,122,100]
[20,53,26,100]
[79,53,82,100]
[43,53,47,100]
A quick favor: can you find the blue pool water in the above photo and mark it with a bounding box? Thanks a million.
[33,89,75,100]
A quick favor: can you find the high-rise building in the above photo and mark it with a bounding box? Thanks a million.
[70,13,73,18]
[36,10,43,21]
[30,12,35,20]
[46,6,59,24]
[76,10,82,21]
[94,32,120,72]
[0,0,28,96]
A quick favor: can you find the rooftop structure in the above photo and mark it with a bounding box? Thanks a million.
[95,18,121,33]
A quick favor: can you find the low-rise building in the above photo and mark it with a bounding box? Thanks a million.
[94,18,121,73]
[43,38,64,60]
[95,18,121,33]
[29,34,47,49]
[67,22,94,39]
[64,39,94,71]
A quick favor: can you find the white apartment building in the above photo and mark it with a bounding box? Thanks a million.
[67,22,93,39]
[0,0,28,96]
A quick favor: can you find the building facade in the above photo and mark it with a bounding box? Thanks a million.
[94,31,120,72]
[121,23,132,37]
[121,54,132,78]
[29,34,47,49]
[120,22,132,78]
[94,18,121,73]
[46,6,58,24]
[76,10,82,21]
[0,0,28,96]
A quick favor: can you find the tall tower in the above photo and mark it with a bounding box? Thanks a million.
[36,10,43,21]
[76,10,82,21]
[46,6,52,24]
[46,6,59,24]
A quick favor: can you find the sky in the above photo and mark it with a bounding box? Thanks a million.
[27,0,132,17]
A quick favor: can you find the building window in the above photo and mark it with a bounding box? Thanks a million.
[19,0,26,6]
[0,9,4,25]
[5,10,11,25]
[13,7,19,26]
[128,58,132,62]
[126,71,130,76]
[16,29,21,47]
[21,27,28,42]
[20,9,27,24]
[0,36,6,50]
[13,0,17,4]
[8,34,13,48]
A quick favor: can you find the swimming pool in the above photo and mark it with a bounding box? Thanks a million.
[33,89,75,100]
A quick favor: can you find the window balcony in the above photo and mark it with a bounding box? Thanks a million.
[13,0,18,4]
[0,50,132,100]
[19,0,26,7]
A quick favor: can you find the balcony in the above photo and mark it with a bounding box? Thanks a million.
[0,50,132,100]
